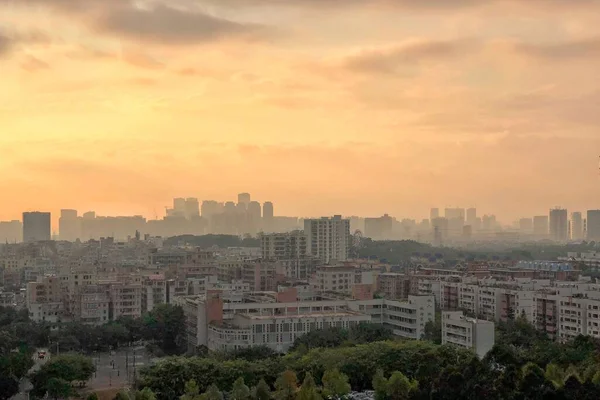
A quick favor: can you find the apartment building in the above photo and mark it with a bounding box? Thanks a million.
[26,276,65,323]
[0,291,16,307]
[378,273,411,300]
[534,291,559,340]
[178,292,435,352]
[304,216,351,263]
[261,231,307,260]
[442,311,495,358]
[259,232,318,280]
[413,278,442,305]
[109,280,143,320]
[142,274,168,313]
[75,285,110,325]
[242,260,281,292]
[314,265,355,294]
[558,295,587,342]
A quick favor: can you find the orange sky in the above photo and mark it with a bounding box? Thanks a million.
[1,0,600,224]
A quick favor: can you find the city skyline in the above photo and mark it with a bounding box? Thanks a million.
[2,1,600,224]
[3,198,600,231]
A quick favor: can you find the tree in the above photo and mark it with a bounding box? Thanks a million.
[136,388,158,400]
[115,392,131,400]
[297,373,321,400]
[142,304,186,354]
[274,370,298,400]
[422,313,442,344]
[253,379,272,400]
[181,380,202,400]
[231,378,251,400]
[0,376,19,400]
[47,378,72,400]
[518,362,555,399]
[545,363,566,389]
[87,393,99,400]
[372,369,388,400]
[322,369,351,399]
[201,385,223,400]
[348,324,392,344]
[0,351,34,381]
[214,346,279,362]
[291,328,348,351]
[30,354,95,398]
[0,331,18,355]
[386,372,418,400]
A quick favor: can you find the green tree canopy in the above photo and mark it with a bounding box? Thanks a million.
[274,370,298,400]
[322,369,351,399]
[252,379,272,400]
[297,373,321,400]
[231,378,251,400]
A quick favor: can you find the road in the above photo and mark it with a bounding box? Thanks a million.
[11,345,157,399]
[88,346,155,390]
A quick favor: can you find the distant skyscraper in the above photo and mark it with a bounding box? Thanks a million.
[466,208,477,224]
[445,208,465,221]
[23,212,51,243]
[201,201,222,219]
[481,215,496,232]
[263,202,274,220]
[431,217,448,246]
[549,208,568,242]
[173,198,186,217]
[248,201,262,233]
[304,216,351,263]
[430,208,440,221]
[445,208,465,237]
[59,209,80,241]
[0,220,22,243]
[224,201,236,214]
[533,216,549,238]
[185,198,200,218]
[588,210,600,241]
[571,212,584,240]
[238,193,251,206]
[519,218,533,234]
[364,214,393,240]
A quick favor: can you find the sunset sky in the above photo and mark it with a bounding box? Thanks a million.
[1,0,600,225]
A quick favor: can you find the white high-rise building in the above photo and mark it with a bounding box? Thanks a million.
[304,215,351,263]
[23,212,51,243]
[588,210,600,241]
[59,209,80,241]
[571,212,584,241]
[549,208,568,242]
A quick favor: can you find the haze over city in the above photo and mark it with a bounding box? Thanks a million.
[7,2,600,399]
[2,0,600,223]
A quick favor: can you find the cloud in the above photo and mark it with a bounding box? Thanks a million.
[122,50,164,69]
[0,33,11,57]
[96,4,268,44]
[20,55,50,72]
[513,37,600,60]
[0,29,50,57]
[342,39,476,74]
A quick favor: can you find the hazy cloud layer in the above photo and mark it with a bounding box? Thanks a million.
[514,37,600,59]
[2,0,600,221]
[0,33,10,56]
[96,5,268,44]
[342,39,475,74]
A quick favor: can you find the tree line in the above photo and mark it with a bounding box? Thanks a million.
[0,304,185,399]
[0,303,186,356]
[138,318,600,400]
